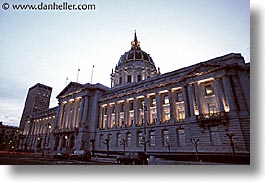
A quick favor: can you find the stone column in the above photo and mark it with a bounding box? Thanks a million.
[55,103,63,129]
[70,100,77,129]
[78,97,84,127]
[222,75,237,112]
[99,105,103,129]
[238,73,250,112]
[168,90,175,123]
[194,82,202,114]
[155,92,161,124]
[81,96,89,127]
[106,104,110,129]
[62,102,69,129]
[182,85,190,118]
[187,83,195,117]
[115,102,119,127]
[214,77,225,112]
[123,99,127,128]
[133,98,137,127]
[144,96,150,124]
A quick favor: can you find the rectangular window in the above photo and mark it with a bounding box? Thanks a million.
[208,103,217,114]
[129,102,134,110]
[210,126,221,145]
[176,92,183,102]
[162,130,169,147]
[150,96,156,107]
[150,108,157,123]
[104,107,108,115]
[177,129,185,146]
[127,75,132,83]
[120,103,124,112]
[126,133,131,147]
[112,105,115,113]
[163,105,170,121]
[119,77,122,84]
[137,75,142,82]
[205,85,214,96]
[99,134,103,147]
[137,132,143,147]
[163,95,169,105]
[116,133,121,147]
[149,131,155,147]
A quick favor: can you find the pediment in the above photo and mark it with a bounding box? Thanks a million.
[185,63,221,77]
[57,82,84,98]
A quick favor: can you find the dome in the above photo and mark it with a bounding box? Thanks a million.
[111,31,160,88]
[117,49,155,67]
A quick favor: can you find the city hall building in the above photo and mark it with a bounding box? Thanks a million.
[20,33,250,162]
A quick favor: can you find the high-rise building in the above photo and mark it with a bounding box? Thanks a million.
[19,83,52,130]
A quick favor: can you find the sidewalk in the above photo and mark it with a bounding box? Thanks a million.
[90,156,227,165]
[90,156,117,164]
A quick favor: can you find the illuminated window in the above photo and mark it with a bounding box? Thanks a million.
[208,103,217,114]
[150,96,156,107]
[104,107,107,115]
[163,95,169,105]
[205,85,214,96]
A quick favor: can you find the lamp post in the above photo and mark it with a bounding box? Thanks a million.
[90,139,95,156]
[226,132,236,161]
[43,123,51,156]
[142,104,149,154]
[120,139,126,154]
[190,138,200,161]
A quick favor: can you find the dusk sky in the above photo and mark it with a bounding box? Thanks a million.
[0,0,249,127]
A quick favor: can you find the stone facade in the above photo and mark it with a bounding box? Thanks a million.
[20,33,250,162]
[0,122,22,151]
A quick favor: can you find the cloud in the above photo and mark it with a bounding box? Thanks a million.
[0,97,24,127]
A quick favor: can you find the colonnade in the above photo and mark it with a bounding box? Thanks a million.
[100,75,237,130]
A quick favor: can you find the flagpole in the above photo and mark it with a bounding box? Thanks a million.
[91,65,94,83]
[77,68,80,82]
[65,77,68,86]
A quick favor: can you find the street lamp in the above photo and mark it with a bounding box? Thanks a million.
[90,139,95,156]
[226,132,236,161]
[43,123,51,156]
[190,138,200,161]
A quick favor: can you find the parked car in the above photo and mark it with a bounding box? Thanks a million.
[53,152,69,159]
[116,152,148,165]
[53,149,74,160]
[69,150,91,161]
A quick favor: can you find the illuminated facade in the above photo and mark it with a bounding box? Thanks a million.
[21,33,250,162]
